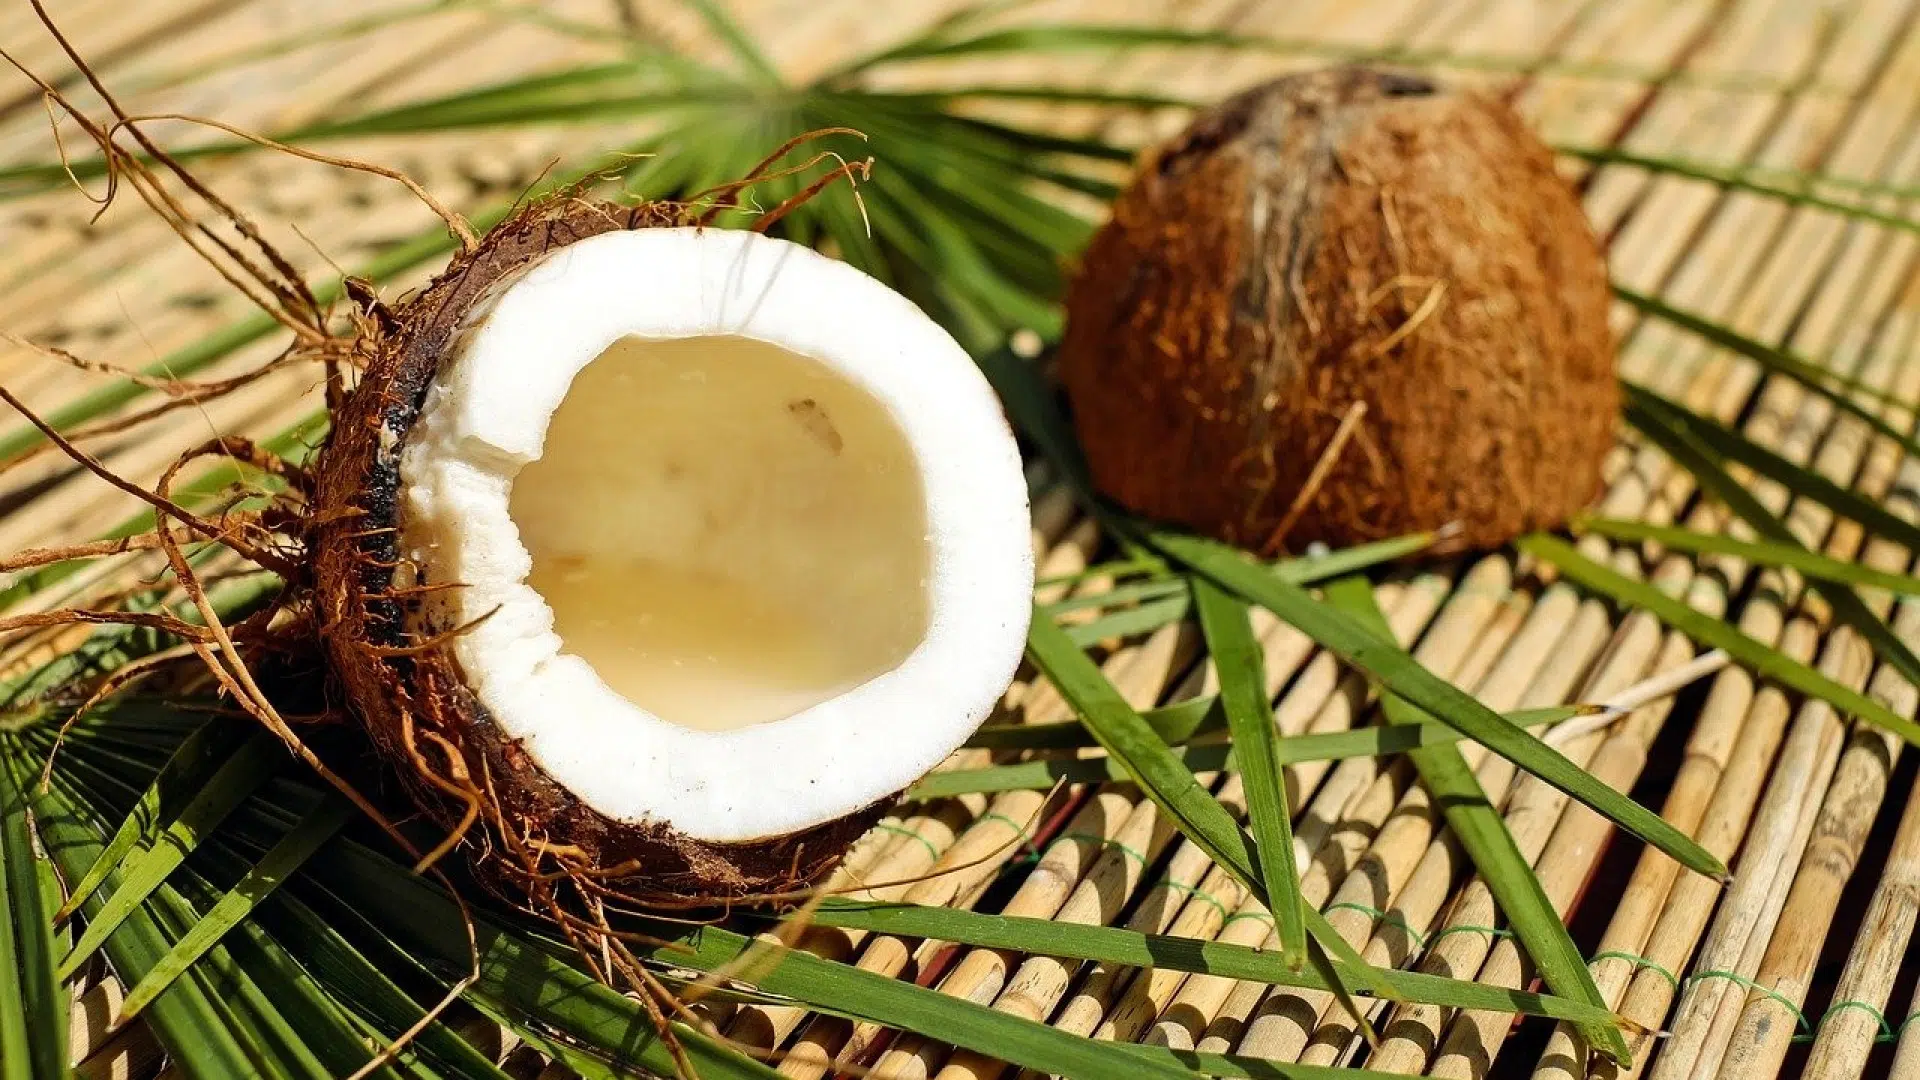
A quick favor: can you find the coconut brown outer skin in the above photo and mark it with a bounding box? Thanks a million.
[1058,67,1617,554]
[311,200,886,906]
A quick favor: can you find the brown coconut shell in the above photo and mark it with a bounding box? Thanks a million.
[1057,66,1616,555]
[309,198,884,907]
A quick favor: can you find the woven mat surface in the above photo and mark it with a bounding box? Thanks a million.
[8,1,1920,1079]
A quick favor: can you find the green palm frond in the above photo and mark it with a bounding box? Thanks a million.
[0,751,63,1079]
[1574,516,1920,595]
[1193,580,1308,968]
[1322,577,1624,1064]
[919,704,1592,800]
[1518,533,1920,748]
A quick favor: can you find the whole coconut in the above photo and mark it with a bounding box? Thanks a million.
[1058,66,1616,554]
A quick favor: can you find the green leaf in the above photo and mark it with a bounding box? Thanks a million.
[1618,395,1920,745]
[1024,611,1398,1005]
[54,715,242,920]
[1615,293,1920,476]
[1559,146,1920,203]
[1049,532,1441,644]
[1154,530,1727,880]
[116,796,354,1025]
[1320,578,1626,1064]
[0,745,65,1079]
[1564,149,1920,237]
[964,697,1582,753]
[680,0,785,85]
[926,706,1592,799]
[967,696,1223,749]
[1191,578,1306,967]
[1623,381,1920,553]
[1519,532,1920,749]
[1575,516,1920,595]
[58,729,284,978]
[253,889,515,1080]
[0,411,321,616]
[1025,610,1258,883]
[1064,596,1191,646]
[1,573,284,698]
[33,770,327,1078]
[1035,555,1166,588]
[1043,577,1186,616]
[800,900,1622,1027]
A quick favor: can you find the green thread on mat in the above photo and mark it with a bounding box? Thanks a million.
[1590,950,1679,993]
[1163,881,1231,921]
[1222,910,1275,931]
[1323,902,1426,947]
[976,811,1042,869]
[1685,971,1809,1039]
[1054,831,1148,868]
[977,811,1037,849]
[1814,999,1893,1043]
[1426,923,1512,948]
[871,822,939,862]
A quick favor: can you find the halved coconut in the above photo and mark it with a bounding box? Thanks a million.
[312,201,1032,902]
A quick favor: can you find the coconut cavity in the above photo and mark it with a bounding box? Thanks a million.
[508,334,932,732]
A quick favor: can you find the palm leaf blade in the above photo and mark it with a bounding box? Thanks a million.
[0,748,64,1079]
[1517,533,1920,747]
[1321,577,1626,1063]
[115,796,353,1025]
[57,729,283,977]
[1155,531,1725,879]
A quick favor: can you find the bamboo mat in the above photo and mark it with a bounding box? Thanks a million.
[10,1,1920,1078]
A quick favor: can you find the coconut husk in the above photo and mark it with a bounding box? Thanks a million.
[1058,66,1616,554]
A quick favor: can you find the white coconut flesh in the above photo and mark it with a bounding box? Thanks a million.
[397,227,1034,844]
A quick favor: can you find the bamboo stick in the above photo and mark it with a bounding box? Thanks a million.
[869,786,1157,1080]
[1813,786,1920,1078]
[1353,551,1641,1074]
[30,5,1920,1080]
[1174,541,1635,1061]
[1529,211,1920,1080]
[1711,481,1920,1074]
[71,1023,161,1080]
[1121,580,1482,1053]
[1337,610,1720,1080]
[928,773,1191,1080]
[68,980,123,1067]
[1885,800,1920,1077]
[1758,607,1920,1076]
[1642,632,1862,1079]
[1529,608,1775,1080]
[693,815,914,1033]
[879,597,1346,1079]
[1534,72,1920,1080]
[1563,158,1920,1080]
